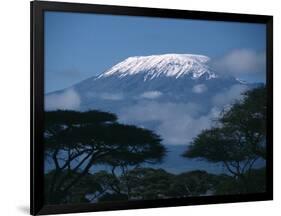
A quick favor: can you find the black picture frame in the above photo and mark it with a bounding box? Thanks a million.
[30,1,273,215]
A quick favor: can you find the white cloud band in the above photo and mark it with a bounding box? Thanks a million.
[45,88,81,111]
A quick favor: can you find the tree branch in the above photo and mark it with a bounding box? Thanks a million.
[223,161,238,177]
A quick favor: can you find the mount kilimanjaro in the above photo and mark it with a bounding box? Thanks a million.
[46,53,259,173]
[48,53,248,111]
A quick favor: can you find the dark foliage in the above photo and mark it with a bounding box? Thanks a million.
[44,109,166,204]
[183,86,266,192]
[58,167,266,203]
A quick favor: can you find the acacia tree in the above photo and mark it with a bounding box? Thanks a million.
[44,110,166,204]
[95,124,166,199]
[120,168,173,200]
[96,168,217,200]
[183,87,266,190]
[169,170,217,197]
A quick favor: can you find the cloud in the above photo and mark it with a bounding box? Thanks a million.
[212,84,248,107]
[192,84,208,94]
[119,84,248,146]
[85,92,124,101]
[119,101,213,145]
[213,49,266,77]
[45,88,81,110]
[140,91,162,99]
[99,93,124,100]
[156,112,216,145]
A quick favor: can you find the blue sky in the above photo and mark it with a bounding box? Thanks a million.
[45,11,266,93]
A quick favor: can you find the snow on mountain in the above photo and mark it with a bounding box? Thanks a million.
[97,54,217,81]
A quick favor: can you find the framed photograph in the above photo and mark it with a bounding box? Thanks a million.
[31,1,273,215]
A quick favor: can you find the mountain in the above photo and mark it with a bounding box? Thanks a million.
[98,54,216,80]
[53,54,244,111]
[46,53,258,174]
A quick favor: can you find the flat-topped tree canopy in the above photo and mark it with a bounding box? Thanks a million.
[45,110,117,126]
[43,109,166,204]
[183,86,266,177]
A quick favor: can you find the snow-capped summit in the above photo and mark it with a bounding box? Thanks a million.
[97,53,217,81]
